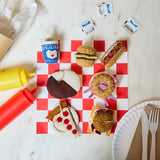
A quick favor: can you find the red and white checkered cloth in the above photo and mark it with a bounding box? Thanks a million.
[36,40,128,134]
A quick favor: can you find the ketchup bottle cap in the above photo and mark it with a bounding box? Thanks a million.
[23,87,39,102]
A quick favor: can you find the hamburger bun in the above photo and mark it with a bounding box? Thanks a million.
[91,109,114,134]
[75,45,97,67]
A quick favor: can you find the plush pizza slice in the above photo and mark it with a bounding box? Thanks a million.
[53,107,79,137]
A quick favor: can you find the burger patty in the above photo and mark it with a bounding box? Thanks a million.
[76,52,91,56]
[76,57,95,61]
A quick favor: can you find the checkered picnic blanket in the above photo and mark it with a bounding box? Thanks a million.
[36,40,128,134]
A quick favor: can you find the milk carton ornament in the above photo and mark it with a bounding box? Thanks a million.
[80,19,96,36]
[96,1,113,17]
[123,17,140,34]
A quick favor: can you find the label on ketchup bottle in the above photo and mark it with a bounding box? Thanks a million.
[0,87,39,131]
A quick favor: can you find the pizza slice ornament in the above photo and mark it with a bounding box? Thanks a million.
[53,107,79,137]
[46,101,80,137]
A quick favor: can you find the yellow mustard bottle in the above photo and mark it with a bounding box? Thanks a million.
[0,68,35,91]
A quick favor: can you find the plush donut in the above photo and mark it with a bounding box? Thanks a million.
[91,109,114,134]
[47,70,81,99]
[90,73,117,98]
[84,72,119,106]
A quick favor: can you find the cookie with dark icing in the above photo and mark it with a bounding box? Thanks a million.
[47,71,81,99]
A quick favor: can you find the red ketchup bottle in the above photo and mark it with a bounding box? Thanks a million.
[0,87,39,130]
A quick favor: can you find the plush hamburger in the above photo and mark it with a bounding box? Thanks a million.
[90,109,114,135]
[75,45,97,67]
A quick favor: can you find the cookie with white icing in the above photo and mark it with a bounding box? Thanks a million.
[47,70,81,99]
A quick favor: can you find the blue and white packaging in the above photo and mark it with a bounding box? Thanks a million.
[80,19,96,36]
[123,17,140,34]
[41,41,59,64]
[96,1,113,17]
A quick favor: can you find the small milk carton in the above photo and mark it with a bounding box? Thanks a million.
[123,17,140,34]
[80,19,96,36]
[96,1,113,17]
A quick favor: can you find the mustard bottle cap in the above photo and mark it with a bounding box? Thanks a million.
[28,73,35,77]
[20,70,35,85]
